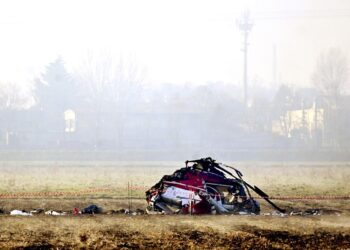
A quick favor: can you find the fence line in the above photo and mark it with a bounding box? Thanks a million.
[0,185,349,201]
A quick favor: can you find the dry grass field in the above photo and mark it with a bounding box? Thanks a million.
[0,161,349,249]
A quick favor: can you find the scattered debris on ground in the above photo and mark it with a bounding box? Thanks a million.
[2,208,337,217]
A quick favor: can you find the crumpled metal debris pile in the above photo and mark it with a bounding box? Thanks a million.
[146,157,286,215]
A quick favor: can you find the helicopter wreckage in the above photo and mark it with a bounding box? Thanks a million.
[146,157,285,215]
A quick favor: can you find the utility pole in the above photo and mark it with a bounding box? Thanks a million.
[237,10,253,107]
[272,44,277,88]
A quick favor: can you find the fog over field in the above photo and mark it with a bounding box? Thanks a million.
[0,2,350,248]
[0,0,350,161]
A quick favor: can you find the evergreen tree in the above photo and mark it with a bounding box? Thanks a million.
[34,57,77,137]
[36,57,76,113]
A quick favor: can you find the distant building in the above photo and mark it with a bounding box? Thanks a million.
[272,103,324,140]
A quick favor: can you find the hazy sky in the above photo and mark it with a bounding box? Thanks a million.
[1,0,350,89]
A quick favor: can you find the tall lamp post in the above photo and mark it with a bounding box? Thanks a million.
[237,10,253,107]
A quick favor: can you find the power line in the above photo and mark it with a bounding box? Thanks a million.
[217,9,350,22]
[253,9,350,20]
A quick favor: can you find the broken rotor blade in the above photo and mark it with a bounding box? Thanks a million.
[219,163,286,213]
[244,182,286,213]
[220,163,243,177]
[213,163,240,180]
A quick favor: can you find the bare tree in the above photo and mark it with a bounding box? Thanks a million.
[0,81,34,146]
[74,51,114,149]
[75,52,144,149]
[0,81,32,110]
[312,48,348,101]
[312,48,349,148]
[272,84,294,137]
[107,56,144,150]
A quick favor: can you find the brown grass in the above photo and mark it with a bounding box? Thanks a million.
[0,161,349,195]
[0,161,349,249]
[0,215,349,249]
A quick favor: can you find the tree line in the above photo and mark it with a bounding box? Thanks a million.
[0,48,349,152]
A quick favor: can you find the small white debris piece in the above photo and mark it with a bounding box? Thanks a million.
[145,207,163,215]
[271,211,288,217]
[238,211,248,215]
[45,210,66,216]
[290,211,303,216]
[10,210,32,216]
